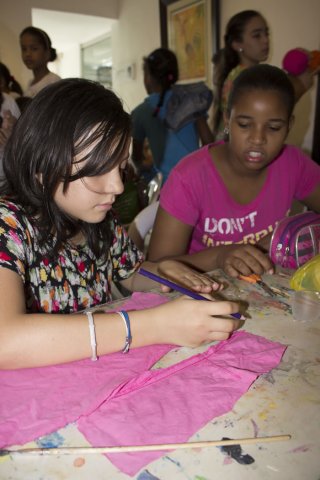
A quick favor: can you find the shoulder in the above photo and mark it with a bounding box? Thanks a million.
[226,64,246,83]
[275,144,319,166]
[0,199,28,229]
[168,144,213,180]
[46,72,61,83]
[132,97,152,117]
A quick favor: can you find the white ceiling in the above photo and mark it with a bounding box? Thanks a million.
[32,8,116,50]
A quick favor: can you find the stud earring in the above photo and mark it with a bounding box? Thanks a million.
[239,48,243,53]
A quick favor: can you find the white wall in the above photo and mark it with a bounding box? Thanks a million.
[111,0,160,111]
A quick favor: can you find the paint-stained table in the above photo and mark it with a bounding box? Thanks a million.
[1,269,319,480]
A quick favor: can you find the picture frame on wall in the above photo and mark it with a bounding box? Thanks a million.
[159,0,220,85]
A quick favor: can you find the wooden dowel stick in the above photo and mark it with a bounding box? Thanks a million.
[1,434,291,456]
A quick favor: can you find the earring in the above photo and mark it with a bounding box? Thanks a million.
[223,127,229,136]
[239,48,243,53]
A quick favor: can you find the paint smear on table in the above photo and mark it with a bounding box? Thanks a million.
[35,431,64,448]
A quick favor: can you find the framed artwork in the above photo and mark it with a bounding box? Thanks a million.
[159,0,220,85]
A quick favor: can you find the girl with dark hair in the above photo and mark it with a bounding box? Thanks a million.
[20,26,61,98]
[212,10,318,139]
[0,62,23,99]
[148,64,320,276]
[0,78,241,369]
[131,48,213,183]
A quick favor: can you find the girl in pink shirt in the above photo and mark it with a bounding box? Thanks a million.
[148,64,320,277]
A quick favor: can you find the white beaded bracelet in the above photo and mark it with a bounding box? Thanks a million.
[83,311,98,361]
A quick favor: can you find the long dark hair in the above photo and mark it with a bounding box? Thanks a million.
[227,64,295,118]
[0,62,23,96]
[212,10,264,134]
[144,48,178,117]
[2,78,131,258]
[20,26,57,62]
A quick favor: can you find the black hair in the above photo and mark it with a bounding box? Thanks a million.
[20,26,57,62]
[212,10,265,133]
[143,48,179,117]
[2,78,131,259]
[227,64,295,118]
[0,62,23,96]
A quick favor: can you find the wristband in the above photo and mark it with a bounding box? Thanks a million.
[83,311,98,361]
[116,310,132,353]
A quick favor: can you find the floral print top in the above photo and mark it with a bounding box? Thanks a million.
[0,199,144,314]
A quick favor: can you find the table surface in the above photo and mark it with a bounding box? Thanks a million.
[1,269,319,480]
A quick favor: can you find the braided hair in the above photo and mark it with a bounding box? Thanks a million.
[143,48,178,117]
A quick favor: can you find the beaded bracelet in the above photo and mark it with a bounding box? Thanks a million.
[83,311,98,361]
[116,310,132,353]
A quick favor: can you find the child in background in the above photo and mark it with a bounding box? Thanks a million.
[0,78,241,370]
[0,62,23,99]
[20,26,61,98]
[148,65,320,277]
[131,48,213,184]
[212,10,318,139]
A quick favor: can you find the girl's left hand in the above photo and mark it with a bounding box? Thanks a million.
[157,259,222,293]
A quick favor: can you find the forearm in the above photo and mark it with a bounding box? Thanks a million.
[0,308,160,369]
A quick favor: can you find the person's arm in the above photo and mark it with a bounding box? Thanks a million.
[289,67,320,102]
[0,267,241,370]
[147,206,273,277]
[195,117,214,145]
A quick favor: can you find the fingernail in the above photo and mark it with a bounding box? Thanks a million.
[240,315,247,320]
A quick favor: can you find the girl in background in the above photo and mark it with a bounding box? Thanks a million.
[148,65,320,277]
[131,48,213,184]
[212,10,317,139]
[20,26,61,98]
[0,78,240,370]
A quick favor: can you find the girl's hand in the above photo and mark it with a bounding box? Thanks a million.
[147,295,242,347]
[217,244,274,278]
[156,259,222,293]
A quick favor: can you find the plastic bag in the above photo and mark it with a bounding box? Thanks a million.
[289,254,320,291]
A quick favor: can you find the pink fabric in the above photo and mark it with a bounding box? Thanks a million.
[0,293,172,448]
[160,143,320,253]
[77,330,286,476]
[0,291,286,477]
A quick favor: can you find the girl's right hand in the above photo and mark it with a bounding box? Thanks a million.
[143,296,243,348]
[217,244,274,278]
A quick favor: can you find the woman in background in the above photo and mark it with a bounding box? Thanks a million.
[20,26,61,98]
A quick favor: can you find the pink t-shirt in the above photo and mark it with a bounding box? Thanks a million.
[160,143,320,253]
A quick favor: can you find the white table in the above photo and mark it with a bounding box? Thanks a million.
[1,269,319,480]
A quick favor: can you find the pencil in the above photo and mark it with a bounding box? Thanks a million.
[138,268,243,320]
[0,434,291,456]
